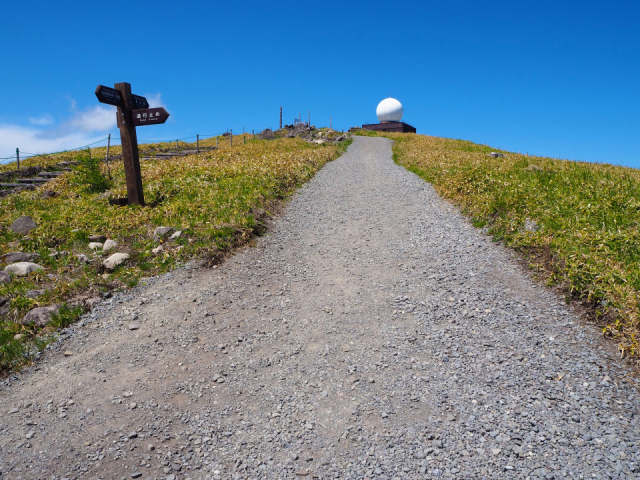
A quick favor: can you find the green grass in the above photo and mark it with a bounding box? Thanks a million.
[0,135,349,372]
[375,132,640,362]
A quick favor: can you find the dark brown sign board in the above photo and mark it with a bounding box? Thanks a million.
[132,107,170,126]
[95,85,123,106]
[96,85,149,110]
[132,94,149,110]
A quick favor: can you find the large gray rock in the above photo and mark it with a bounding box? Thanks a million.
[88,242,103,251]
[4,262,44,276]
[0,271,11,284]
[103,253,130,271]
[88,234,107,243]
[0,296,7,307]
[153,227,173,239]
[102,239,118,253]
[21,304,60,327]
[10,216,37,234]
[1,252,41,264]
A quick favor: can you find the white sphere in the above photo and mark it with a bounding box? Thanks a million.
[376,97,403,122]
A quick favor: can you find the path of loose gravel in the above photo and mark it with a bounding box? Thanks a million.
[1,136,639,480]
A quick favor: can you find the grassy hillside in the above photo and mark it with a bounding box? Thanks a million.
[371,131,640,363]
[0,135,350,371]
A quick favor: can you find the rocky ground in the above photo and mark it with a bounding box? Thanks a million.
[1,137,639,480]
[259,125,346,145]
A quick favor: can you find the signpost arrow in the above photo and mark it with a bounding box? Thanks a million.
[132,94,149,110]
[132,107,170,126]
[95,85,123,106]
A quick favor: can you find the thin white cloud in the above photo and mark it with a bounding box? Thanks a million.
[145,93,168,111]
[67,105,116,132]
[0,98,120,160]
[0,124,108,162]
[0,93,166,161]
[29,114,54,126]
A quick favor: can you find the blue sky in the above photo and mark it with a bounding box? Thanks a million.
[1,0,639,167]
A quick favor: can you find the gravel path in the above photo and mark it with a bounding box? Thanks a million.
[1,136,639,480]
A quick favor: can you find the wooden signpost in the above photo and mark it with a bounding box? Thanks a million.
[95,83,169,206]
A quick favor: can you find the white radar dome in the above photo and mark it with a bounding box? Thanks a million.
[376,97,403,122]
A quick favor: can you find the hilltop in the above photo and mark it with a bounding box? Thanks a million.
[1,136,637,479]
[2,127,639,374]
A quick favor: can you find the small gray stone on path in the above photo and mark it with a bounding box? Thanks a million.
[102,239,117,253]
[0,271,10,284]
[84,297,101,308]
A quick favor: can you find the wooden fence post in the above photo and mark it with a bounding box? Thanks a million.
[106,133,112,179]
[114,82,145,205]
[230,129,233,147]
[197,134,199,154]
[216,137,219,148]
[280,106,282,129]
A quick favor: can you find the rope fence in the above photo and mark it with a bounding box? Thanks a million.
[0,127,270,168]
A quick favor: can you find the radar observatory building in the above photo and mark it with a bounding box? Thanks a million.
[362,98,416,133]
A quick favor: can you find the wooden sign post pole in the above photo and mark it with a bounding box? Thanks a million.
[114,82,145,206]
[96,83,168,206]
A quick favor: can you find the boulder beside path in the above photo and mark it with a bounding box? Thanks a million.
[103,253,130,271]
[4,262,44,276]
[20,304,60,327]
[10,216,37,234]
